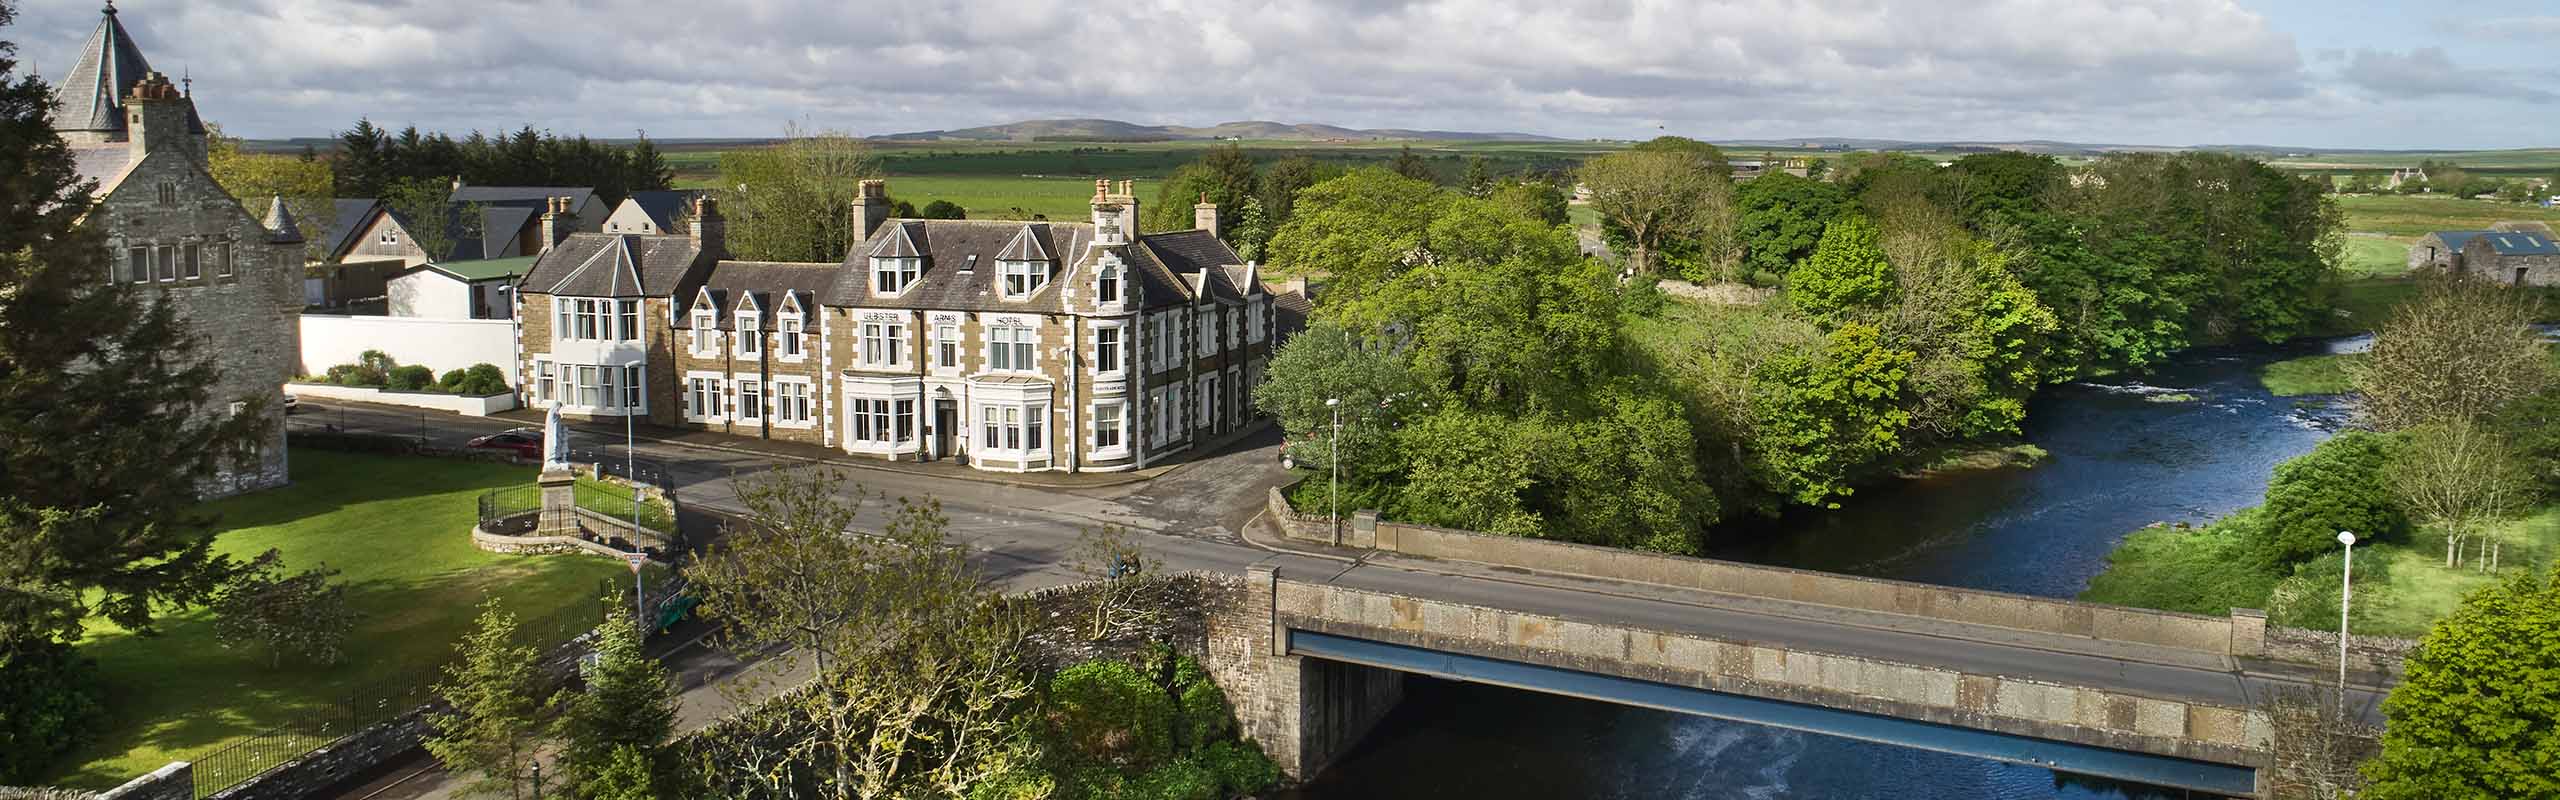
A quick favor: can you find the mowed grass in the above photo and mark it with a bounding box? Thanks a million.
[2340,236,2411,278]
[52,450,623,788]
[2336,194,2560,238]
[2360,507,2560,638]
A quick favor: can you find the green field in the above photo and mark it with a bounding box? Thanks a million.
[54,450,623,788]
[2258,353,2360,396]
[2336,194,2560,238]
[2340,235,2411,278]
[2272,148,2560,172]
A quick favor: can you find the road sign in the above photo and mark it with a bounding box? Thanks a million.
[625,552,648,573]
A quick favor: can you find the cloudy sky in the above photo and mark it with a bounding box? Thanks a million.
[10,0,2556,149]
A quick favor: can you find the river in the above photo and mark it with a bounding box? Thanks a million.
[1279,338,2361,800]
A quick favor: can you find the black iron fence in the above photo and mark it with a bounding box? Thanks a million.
[476,484,542,534]
[189,598,607,798]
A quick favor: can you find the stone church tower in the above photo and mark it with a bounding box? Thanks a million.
[55,3,302,495]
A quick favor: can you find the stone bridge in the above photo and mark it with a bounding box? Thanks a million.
[1210,503,2401,798]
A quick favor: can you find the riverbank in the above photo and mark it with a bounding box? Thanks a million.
[2081,503,2560,639]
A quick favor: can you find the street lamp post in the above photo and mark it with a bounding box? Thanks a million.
[2337,529,2357,715]
[1326,397,1342,546]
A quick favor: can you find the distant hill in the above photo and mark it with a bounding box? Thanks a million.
[877,118,1563,143]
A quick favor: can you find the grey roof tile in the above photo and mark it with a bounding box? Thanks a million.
[325,199,380,258]
[55,7,152,134]
[521,233,704,297]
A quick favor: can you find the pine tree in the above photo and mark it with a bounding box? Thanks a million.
[334,118,390,196]
[425,602,550,799]
[560,613,677,792]
[0,0,273,649]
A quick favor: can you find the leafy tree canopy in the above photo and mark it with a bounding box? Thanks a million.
[2362,570,2560,799]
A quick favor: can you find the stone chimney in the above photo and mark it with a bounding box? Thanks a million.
[854,179,892,246]
[689,195,727,259]
[1092,179,1132,246]
[1194,193,1219,237]
[539,196,576,253]
[123,71,193,160]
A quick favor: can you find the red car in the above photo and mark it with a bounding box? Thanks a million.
[466,427,543,459]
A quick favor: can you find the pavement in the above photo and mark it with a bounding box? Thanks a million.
[292,397,2389,799]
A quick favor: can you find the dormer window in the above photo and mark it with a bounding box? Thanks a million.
[1000,260,1049,298]
[737,311,761,356]
[1098,265,1120,304]
[692,311,715,353]
[874,257,920,295]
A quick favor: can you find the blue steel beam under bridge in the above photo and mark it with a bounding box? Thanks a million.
[1288,630,2262,798]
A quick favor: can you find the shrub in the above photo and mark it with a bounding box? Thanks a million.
[1201,740,1280,796]
[2267,548,2394,631]
[386,364,436,391]
[0,640,107,784]
[2079,510,2284,616]
[325,362,385,387]
[438,368,468,391]
[966,769,1058,800]
[921,199,968,220]
[1176,679,1234,749]
[452,363,510,396]
[2252,431,2407,572]
[1047,660,1176,768]
[1125,760,1218,800]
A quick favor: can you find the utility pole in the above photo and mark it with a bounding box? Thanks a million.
[1327,397,1341,546]
[2337,529,2357,715]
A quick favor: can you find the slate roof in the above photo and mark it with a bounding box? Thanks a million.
[2474,232,2560,256]
[55,7,152,134]
[828,220,1095,312]
[383,203,537,261]
[1135,230,1248,304]
[416,256,536,283]
[1272,289,1314,340]
[519,233,705,297]
[68,145,136,192]
[2427,231,2494,251]
[2492,221,2558,239]
[262,196,304,244]
[621,190,695,231]
[678,261,839,329]
[324,199,382,259]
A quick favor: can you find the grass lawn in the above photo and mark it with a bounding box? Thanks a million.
[2339,236,2411,278]
[2358,507,2560,638]
[2079,523,2282,617]
[2335,194,2560,238]
[51,450,624,788]
[574,474,675,532]
[2259,353,2362,396]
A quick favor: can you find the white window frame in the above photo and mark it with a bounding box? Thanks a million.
[772,379,815,427]
[684,373,725,422]
[1092,400,1126,455]
[987,324,1035,373]
[977,402,1049,455]
[617,300,640,342]
[1098,265,1120,304]
[999,259,1048,298]
[738,378,762,421]
[691,311,716,355]
[873,257,920,296]
[535,359,555,403]
[1094,324,1124,376]
[934,324,960,369]
[780,314,804,360]
[622,364,644,411]
[861,319,907,368]
[736,311,761,357]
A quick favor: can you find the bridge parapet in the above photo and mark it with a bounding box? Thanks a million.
[1265,489,2353,669]
[1268,574,2276,772]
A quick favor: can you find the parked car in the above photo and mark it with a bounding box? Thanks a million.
[282,394,299,414]
[467,427,543,459]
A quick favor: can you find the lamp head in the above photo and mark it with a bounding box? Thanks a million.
[2337,531,2357,546]
[1326,398,1340,407]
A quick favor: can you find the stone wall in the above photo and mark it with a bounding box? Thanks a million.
[2264,625,2416,679]
[1214,566,1406,780]
[93,761,187,800]
[1266,491,2245,659]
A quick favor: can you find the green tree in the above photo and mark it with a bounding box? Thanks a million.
[0,639,104,784]
[1262,168,1445,300]
[2351,273,2554,431]
[1486,179,1568,227]
[0,0,274,658]
[1387,145,1435,183]
[1736,171,1848,277]
[382,177,478,261]
[425,601,550,800]
[206,124,334,259]
[1748,323,1914,507]
[1581,146,1730,275]
[1460,156,1494,197]
[2253,431,2407,572]
[1787,215,1895,319]
[2361,570,2560,799]
[1146,144,1256,235]
[1629,136,1732,179]
[1067,524,1162,641]
[582,744,667,800]
[2392,419,2534,569]
[717,128,878,262]
[920,199,967,220]
[1393,411,1543,537]
[560,613,678,793]
[209,550,357,668]
[1254,156,1338,231]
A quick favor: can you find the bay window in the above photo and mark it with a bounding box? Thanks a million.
[618,300,639,341]
[623,364,643,409]
[576,365,601,407]
[851,397,915,444]
[535,360,554,403]
[978,403,1048,453]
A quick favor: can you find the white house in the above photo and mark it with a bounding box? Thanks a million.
[386,256,530,320]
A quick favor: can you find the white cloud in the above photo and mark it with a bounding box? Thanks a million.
[5,0,2551,148]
